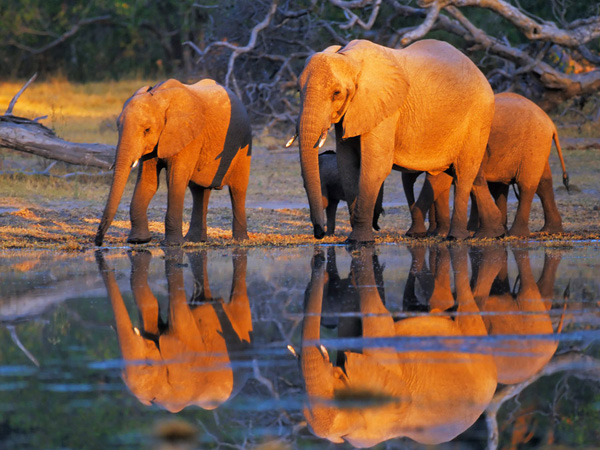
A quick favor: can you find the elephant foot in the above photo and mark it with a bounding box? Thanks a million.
[160,236,184,246]
[232,230,249,241]
[127,233,152,245]
[447,227,470,240]
[539,224,564,234]
[313,224,326,240]
[184,233,207,243]
[405,230,427,239]
[507,225,530,238]
[428,226,449,238]
[473,225,506,239]
[347,228,375,244]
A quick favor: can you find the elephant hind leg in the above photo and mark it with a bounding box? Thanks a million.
[537,162,563,234]
[405,176,430,238]
[430,173,452,237]
[508,184,536,237]
[471,167,505,239]
[229,183,249,241]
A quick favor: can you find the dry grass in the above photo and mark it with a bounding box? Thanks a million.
[1,79,600,251]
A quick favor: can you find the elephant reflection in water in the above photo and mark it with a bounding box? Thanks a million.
[469,246,565,384]
[96,248,251,412]
[300,245,498,447]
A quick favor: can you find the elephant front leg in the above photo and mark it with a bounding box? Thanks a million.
[347,130,392,244]
[163,168,188,246]
[186,184,211,242]
[128,158,161,244]
[325,199,339,236]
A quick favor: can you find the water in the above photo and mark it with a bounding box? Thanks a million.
[1,243,599,449]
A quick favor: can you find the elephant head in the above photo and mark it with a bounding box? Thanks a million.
[296,41,409,238]
[300,245,497,447]
[96,247,252,412]
[95,79,204,246]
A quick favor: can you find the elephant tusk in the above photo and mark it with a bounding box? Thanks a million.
[317,131,327,149]
[318,344,330,362]
[109,162,115,171]
[285,134,297,148]
[133,327,141,336]
[287,344,298,359]
[131,159,139,169]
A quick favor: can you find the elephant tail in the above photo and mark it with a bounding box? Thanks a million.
[552,126,569,192]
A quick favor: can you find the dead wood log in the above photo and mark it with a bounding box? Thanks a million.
[0,75,116,169]
[0,116,115,169]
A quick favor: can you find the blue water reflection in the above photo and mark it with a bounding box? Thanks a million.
[0,243,599,448]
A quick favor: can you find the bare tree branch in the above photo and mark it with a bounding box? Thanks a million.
[5,73,38,115]
[330,0,383,30]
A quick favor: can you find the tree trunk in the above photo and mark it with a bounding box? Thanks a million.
[0,115,114,169]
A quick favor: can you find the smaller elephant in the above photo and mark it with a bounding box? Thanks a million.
[319,150,384,236]
[405,92,569,238]
[95,78,252,246]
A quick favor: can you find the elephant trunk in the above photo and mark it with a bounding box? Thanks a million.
[95,143,135,246]
[299,93,328,239]
[301,263,338,439]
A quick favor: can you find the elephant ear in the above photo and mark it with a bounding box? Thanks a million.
[340,40,409,138]
[156,89,200,159]
[323,45,342,54]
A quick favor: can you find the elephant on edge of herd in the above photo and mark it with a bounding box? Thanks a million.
[95,78,252,247]
[404,92,569,238]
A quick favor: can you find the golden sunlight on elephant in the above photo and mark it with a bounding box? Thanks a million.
[96,248,252,412]
[299,245,497,447]
[470,246,566,384]
[293,39,503,243]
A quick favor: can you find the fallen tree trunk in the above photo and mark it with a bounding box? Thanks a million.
[0,74,116,170]
[0,115,115,169]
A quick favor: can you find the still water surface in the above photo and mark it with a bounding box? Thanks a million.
[1,243,599,448]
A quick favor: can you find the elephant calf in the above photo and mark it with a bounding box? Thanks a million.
[319,150,384,236]
[406,92,569,238]
[95,78,252,246]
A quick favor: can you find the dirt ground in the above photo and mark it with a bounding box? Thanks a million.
[1,142,599,251]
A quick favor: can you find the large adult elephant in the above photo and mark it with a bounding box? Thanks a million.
[405,92,569,238]
[294,39,502,242]
[95,248,252,412]
[300,246,497,446]
[95,78,252,246]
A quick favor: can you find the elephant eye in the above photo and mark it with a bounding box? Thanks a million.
[143,127,151,135]
[332,90,342,99]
